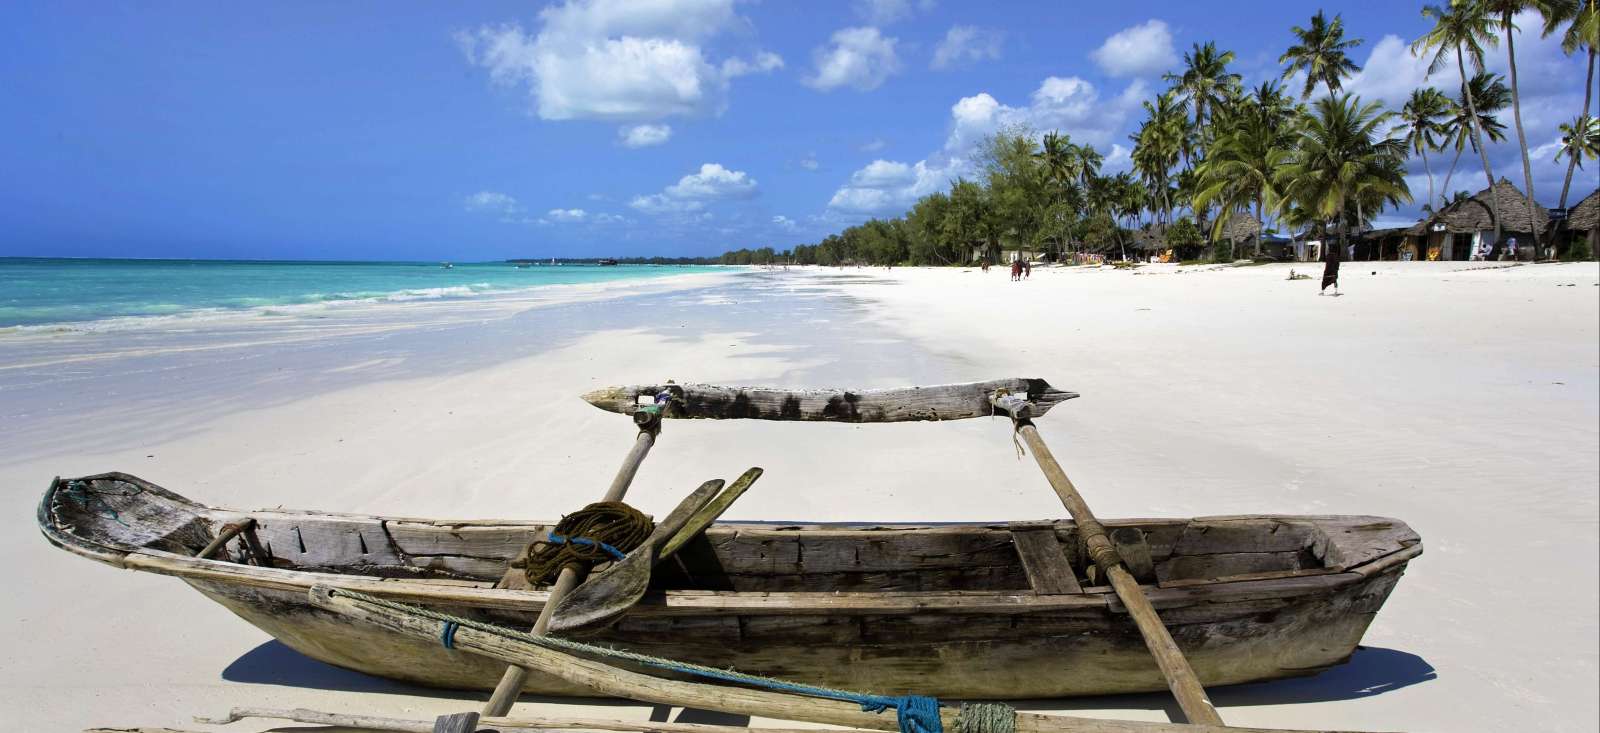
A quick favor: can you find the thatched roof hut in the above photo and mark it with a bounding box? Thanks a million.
[1130,224,1169,251]
[1567,189,1600,232]
[1413,178,1550,236]
[1220,213,1262,242]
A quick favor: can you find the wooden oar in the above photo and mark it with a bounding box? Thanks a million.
[547,478,726,634]
[662,466,761,559]
[309,585,1397,733]
[583,379,1076,423]
[200,705,877,733]
[990,391,1224,727]
[482,392,672,717]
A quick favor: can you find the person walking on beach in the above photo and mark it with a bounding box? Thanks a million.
[1010,259,1022,281]
[1321,239,1341,295]
[1023,260,1031,279]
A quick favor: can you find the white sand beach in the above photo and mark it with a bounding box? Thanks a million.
[3,262,1597,732]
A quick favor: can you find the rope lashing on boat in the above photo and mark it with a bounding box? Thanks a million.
[989,389,1030,459]
[955,703,1016,733]
[59,479,137,527]
[439,620,459,649]
[331,589,1016,733]
[518,501,654,586]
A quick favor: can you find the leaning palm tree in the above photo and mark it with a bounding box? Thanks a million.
[1440,72,1512,208]
[1131,90,1187,226]
[1484,0,1574,256]
[1559,0,1600,205]
[1414,0,1505,244]
[1400,88,1453,212]
[1277,94,1410,291]
[1280,10,1365,98]
[1554,114,1600,206]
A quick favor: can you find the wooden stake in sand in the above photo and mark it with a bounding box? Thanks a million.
[481,388,674,717]
[990,391,1223,726]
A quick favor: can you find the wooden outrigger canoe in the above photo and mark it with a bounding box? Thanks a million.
[39,471,1420,700]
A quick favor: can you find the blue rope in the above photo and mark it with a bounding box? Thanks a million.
[546,534,628,562]
[339,589,949,733]
[440,621,459,649]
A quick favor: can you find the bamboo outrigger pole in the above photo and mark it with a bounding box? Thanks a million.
[481,387,674,717]
[990,391,1223,727]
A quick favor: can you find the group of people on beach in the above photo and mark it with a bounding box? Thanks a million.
[1009,259,1031,280]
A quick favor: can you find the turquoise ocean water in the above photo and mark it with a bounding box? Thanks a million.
[0,258,711,329]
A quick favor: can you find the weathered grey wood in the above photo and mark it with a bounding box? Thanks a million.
[195,519,254,560]
[309,586,1396,733]
[39,472,1421,699]
[548,479,725,634]
[994,391,1224,727]
[1010,526,1082,594]
[433,711,479,733]
[583,379,1076,423]
[200,706,879,733]
[662,468,762,559]
[1110,527,1155,583]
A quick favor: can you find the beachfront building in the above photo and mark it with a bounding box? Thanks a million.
[1401,179,1550,261]
[1553,189,1599,260]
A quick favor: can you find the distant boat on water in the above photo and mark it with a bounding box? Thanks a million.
[440,261,453,269]
[598,258,619,266]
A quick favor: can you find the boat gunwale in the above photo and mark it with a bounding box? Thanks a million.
[39,474,1423,617]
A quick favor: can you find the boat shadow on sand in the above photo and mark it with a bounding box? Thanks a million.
[224,642,1434,722]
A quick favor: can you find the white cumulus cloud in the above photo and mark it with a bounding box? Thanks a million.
[1090,20,1178,78]
[853,0,932,25]
[931,25,1003,70]
[456,0,782,122]
[632,162,759,215]
[805,27,901,92]
[773,215,798,231]
[464,191,522,214]
[825,76,1147,215]
[619,124,672,147]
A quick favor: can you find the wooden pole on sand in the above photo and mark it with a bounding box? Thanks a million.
[991,392,1223,726]
[481,390,671,717]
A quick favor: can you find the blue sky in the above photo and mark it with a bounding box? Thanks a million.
[1,1,1592,260]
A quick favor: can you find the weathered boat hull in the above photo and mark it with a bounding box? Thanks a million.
[189,571,1403,698]
[40,473,1421,699]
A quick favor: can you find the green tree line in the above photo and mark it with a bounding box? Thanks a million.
[720,1,1600,266]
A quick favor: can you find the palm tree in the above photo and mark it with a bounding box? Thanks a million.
[1280,10,1365,98]
[1440,72,1511,207]
[1554,115,1600,205]
[1277,95,1410,288]
[1131,90,1187,226]
[1033,132,1075,258]
[1164,42,1242,155]
[1194,84,1297,257]
[1414,0,1505,244]
[1485,0,1573,256]
[1559,0,1600,206]
[1400,88,1453,212]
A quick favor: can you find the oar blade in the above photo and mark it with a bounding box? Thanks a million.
[547,479,724,634]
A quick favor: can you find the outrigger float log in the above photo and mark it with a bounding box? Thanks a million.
[42,379,1420,730]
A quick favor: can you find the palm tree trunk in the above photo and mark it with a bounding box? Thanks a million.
[1254,198,1264,257]
[1503,15,1541,258]
[1457,46,1503,245]
[1422,147,1436,216]
[1560,47,1596,210]
[1442,144,1466,208]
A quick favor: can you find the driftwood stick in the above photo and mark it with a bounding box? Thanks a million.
[309,585,1392,733]
[194,519,254,560]
[483,408,665,717]
[583,379,1077,423]
[992,393,1223,727]
[199,706,876,733]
